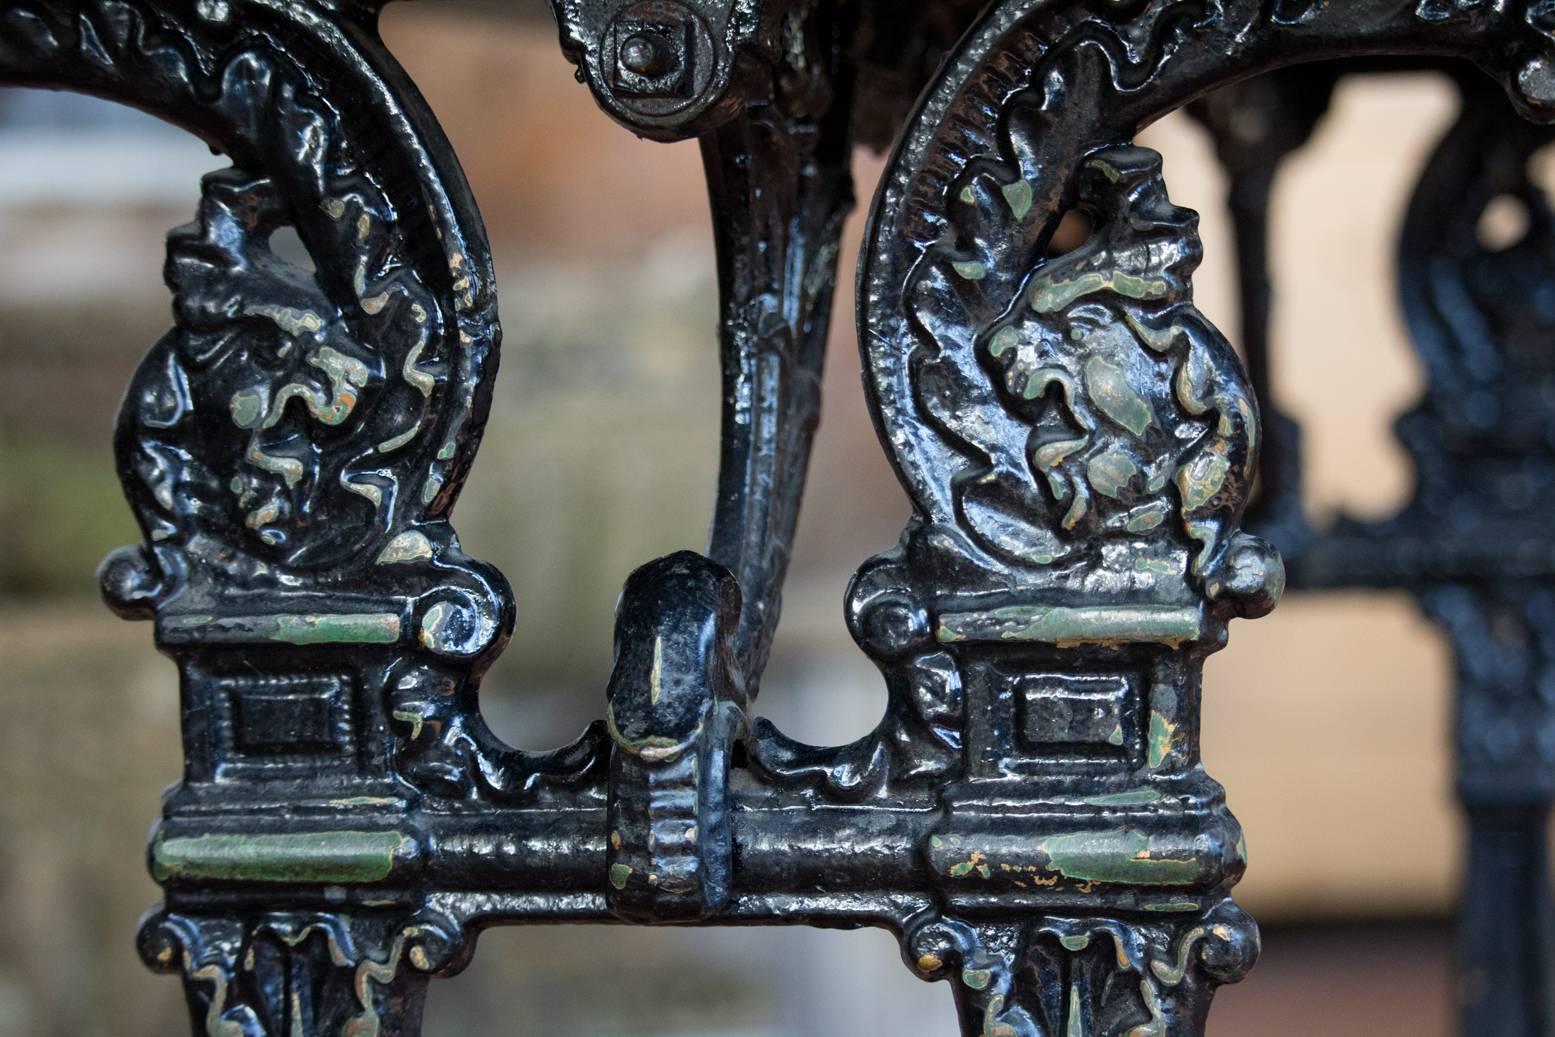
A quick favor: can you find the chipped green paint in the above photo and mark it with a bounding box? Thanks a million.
[1144,899,1201,913]
[1148,711,1176,769]
[1002,179,1034,220]
[245,501,283,535]
[988,327,1019,357]
[649,636,664,705]
[949,851,992,879]
[1107,724,1125,746]
[604,702,693,763]
[152,830,410,884]
[376,530,434,565]
[252,303,326,338]
[1086,450,1139,499]
[159,612,401,646]
[275,613,398,645]
[229,341,371,519]
[936,605,1201,647]
[961,967,992,991]
[1085,156,1124,183]
[608,863,633,890]
[230,387,266,429]
[1058,934,1090,952]
[1236,395,1259,454]
[1038,829,1200,886]
[1028,270,1169,315]
[1084,356,1154,436]
[418,600,459,653]
[1084,788,1162,807]
[392,708,424,740]
[1133,977,1169,1035]
[1132,556,1180,578]
[985,993,1016,1037]
[376,424,421,453]
[1175,343,1214,417]
[1123,311,1187,353]
[953,260,988,280]
[293,346,369,425]
[421,475,443,504]
[346,478,384,510]
[1009,367,1082,416]
[1150,927,1208,986]
[187,958,244,1037]
[1066,985,1084,1037]
[1177,447,1231,511]
[1125,503,1169,533]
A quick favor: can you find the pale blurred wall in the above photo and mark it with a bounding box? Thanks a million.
[0,6,1517,1034]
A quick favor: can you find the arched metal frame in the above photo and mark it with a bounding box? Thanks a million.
[1,0,1552,1033]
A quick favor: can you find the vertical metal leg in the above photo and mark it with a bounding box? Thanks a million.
[1248,70,1555,1036]
[1426,584,1555,1036]
[1378,79,1555,1037]
[1459,804,1555,1033]
[700,2,856,685]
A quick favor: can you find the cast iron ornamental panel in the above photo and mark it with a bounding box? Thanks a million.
[1,0,1554,1033]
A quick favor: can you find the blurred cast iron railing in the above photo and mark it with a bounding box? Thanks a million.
[0,0,1551,1033]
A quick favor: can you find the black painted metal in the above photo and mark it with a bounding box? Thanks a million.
[3,0,1555,1033]
[1193,66,1555,1035]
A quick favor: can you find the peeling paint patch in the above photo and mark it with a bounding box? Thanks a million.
[376,530,434,565]
[1028,269,1169,315]
[153,830,411,884]
[1002,179,1034,220]
[1085,356,1154,436]
[608,863,633,890]
[159,612,401,646]
[1038,829,1200,886]
[1148,710,1176,769]
[949,850,992,880]
[936,604,1201,647]
[1177,445,1232,512]
[1083,788,1162,808]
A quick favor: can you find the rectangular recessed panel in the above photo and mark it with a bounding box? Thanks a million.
[1017,674,1132,753]
[229,676,348,755]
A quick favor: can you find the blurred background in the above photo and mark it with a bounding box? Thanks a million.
[0,3,1536,1034]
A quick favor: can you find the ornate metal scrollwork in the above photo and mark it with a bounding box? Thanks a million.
[2,0,507,1024]
[1195,67,1555,1035]
[8,0,1555,1032]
